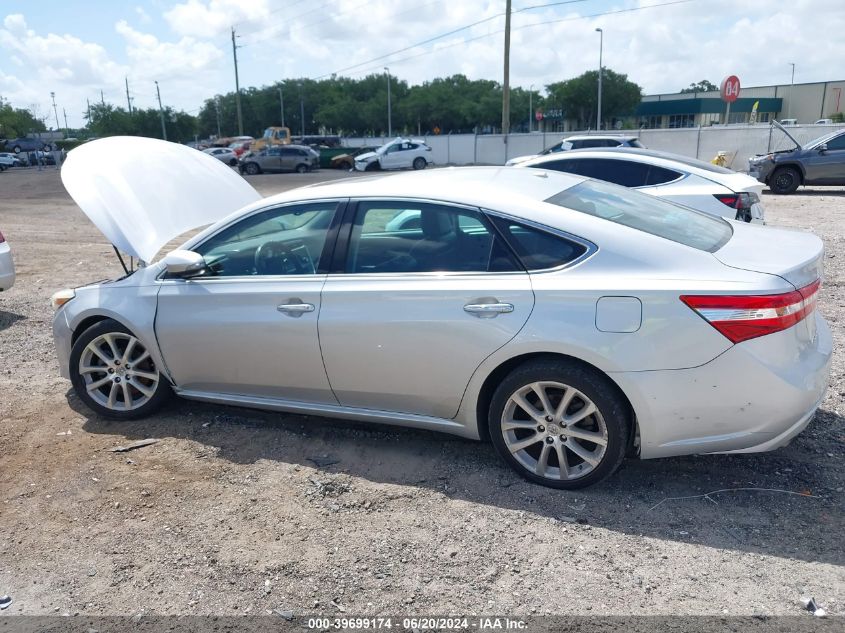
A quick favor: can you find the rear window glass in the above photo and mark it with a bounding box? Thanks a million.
[545,180,732,252]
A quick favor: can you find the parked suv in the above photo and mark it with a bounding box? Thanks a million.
[506,135,644,165]
[239,144,319,175]
[3,137,52,154]
[748,121,845,194]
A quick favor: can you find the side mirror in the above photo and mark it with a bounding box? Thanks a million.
[818,143,828,153]
[163,249,207,279]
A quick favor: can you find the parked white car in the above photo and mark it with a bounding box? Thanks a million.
[0,229,15,292]
[202,147,238,166]
[354,138,433,171]
[516,148,766,223]
[506,135,645,166]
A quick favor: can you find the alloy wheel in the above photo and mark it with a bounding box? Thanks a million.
[78,332,160,412]
[501,381,608,481]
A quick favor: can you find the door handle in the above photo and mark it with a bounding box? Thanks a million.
[277,300,315,317]
[463,302,514,318]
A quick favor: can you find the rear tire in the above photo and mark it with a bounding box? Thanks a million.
[769,166,800,194]
[489,359,629,489]
[69,319,171,420]
[412,157,427,170]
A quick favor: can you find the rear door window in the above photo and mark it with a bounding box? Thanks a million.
[545,179,732,252]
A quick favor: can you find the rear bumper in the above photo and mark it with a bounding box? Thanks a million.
[613,313,832,459]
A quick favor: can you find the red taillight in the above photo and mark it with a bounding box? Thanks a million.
[714,194,740,208]
[681,279,820,344]
[0,230,5,243]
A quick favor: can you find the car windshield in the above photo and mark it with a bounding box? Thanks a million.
[545,179,733,252]
[803,130,844,150]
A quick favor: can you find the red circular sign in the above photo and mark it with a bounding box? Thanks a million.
[720,75,741,103]
[535,110,543,121]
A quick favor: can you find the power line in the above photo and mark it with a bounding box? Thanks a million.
[343,0,697,79]
[312,0,592,79]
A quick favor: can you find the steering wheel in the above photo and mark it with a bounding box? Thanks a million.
[254,241,301,275]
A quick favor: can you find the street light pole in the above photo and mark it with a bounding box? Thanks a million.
[595,28,603,130]
[787,62,796,120]
[385,67,392,137]
[528,84,534,132]
[279,86,285,128]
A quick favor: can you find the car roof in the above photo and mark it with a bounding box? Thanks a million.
[562,135,639,142]
[523,146,736,176]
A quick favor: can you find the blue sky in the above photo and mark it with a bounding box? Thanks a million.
[1,0,843,128]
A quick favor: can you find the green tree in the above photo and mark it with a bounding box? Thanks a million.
[0,98,47,139]
[86,103,197,142]
[680,79,718,94]
[546,68,642,130]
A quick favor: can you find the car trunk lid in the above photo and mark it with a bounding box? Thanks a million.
[61,136,261,264]
[714,223,824,289]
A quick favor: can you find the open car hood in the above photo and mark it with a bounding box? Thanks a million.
[61,136,261,263]
[772,120,801,150]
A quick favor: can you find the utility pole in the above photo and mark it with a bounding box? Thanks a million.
[125,77,133,114]
[86,98,91,121]
[63,108,68,132]
[231,27,244,136]
[155,81,168,141]
[299,83,305,137]
[501,0,512,137]
[100,90,105,106]
[215,97,222,138]
[50,92,60,133]
[528,84,534,132]
[279,87,285,127]
[596,28,603,130]
[787,62,796,120]
[385,67,392,137]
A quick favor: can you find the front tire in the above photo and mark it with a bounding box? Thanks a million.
[489,359,629,489]
[244,162,261,175]
[769,166,801,194]
[69,319,170,420]
[412,157,427,170]
[295,163,308,174]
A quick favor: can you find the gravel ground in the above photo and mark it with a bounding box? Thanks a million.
[0,167,843,618]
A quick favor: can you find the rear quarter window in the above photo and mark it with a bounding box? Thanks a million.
[545,179,732,252]
[490,217,588,270]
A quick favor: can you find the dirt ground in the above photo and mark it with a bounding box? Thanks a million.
[0,166,843,619]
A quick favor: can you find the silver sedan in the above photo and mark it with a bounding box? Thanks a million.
[51,137,832,489]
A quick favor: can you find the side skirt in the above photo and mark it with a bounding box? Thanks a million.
[174,388,479,439]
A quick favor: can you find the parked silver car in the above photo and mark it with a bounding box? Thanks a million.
[0,229,15,291]
[53,137,831,489]
[239,145,319,175]
[202,146,238,166]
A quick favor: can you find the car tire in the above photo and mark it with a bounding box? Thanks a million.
[412,157,427,170]
[244,162,261,175]
[489,358,630,489]
[229,158,238,166]
[365,161,380,171]
[12,146,21,154]
[296,164,308,174]
[69,319,171,420]
[769,167,801,195]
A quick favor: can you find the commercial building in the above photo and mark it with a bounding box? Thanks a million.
[636,79,845,128]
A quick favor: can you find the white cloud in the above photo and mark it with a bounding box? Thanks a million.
[164,0,270,38]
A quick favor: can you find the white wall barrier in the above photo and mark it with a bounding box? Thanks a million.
[343,124,844,172]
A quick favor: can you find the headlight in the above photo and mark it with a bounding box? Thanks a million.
[51,288,75,309]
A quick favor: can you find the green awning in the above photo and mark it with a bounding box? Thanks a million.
[636,97,782,116]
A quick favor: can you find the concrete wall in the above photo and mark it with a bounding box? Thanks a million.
[343,124,845,171]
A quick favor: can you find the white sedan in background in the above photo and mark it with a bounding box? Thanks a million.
[517,148,766,223]
[202,147,238,166]
[0,229,15,292]
[354,137,433,171]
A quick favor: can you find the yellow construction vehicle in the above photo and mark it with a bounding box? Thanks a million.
[250,126,292,152]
